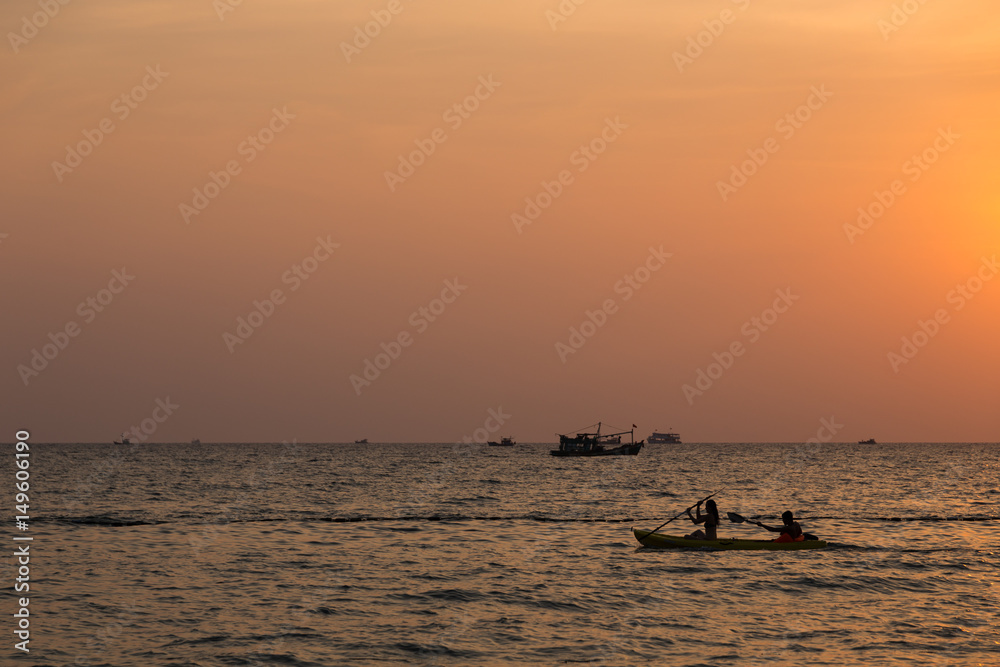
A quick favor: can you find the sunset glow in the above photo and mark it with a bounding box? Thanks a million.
[2,0,998,443]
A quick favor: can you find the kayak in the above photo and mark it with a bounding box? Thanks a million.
[633,528,828,550]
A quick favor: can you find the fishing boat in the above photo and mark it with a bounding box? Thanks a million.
[859,438,876,445]
[648,430,681,444]
[191,438,201,445]
[354,439,368,444]
[551,422,643,457]
[113,432,132,445]
[633,528,827,550]
[487,436,515,446]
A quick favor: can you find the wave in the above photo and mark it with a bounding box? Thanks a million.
[47,516,167,527]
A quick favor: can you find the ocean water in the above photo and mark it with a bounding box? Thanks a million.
[6,441,999,666]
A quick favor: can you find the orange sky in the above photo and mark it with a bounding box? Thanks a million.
[2,0,998,443]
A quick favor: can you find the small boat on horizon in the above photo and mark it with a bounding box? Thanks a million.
[859,438,877,445]
[551,422,643,457]
[354,438,368,444]
[648,430,681,444]
[191,439,201,445]
[488,436,516,447]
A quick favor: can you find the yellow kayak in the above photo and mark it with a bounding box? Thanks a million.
[633,528,828,550]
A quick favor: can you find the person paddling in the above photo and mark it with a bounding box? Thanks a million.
[684,498,720,540]
[755,511,804,543]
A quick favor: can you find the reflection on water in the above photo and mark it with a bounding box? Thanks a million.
[8,442,999,665]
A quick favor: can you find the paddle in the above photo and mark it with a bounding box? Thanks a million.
[728,511,818,541]
[637,490,723,546]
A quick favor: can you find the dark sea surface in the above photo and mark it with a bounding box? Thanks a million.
[5,441,999,666]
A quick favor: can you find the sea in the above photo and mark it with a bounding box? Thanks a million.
[5,441,999,666]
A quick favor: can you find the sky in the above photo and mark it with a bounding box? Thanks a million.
[1,0,998,443]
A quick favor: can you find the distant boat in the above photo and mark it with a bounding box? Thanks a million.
[113,432,131,445]
[648,430,681,444]
[191,439,201,445]
[859,438,877,445]
[354,439,368,444]
[488,436,516,447]
[551,422,643,457]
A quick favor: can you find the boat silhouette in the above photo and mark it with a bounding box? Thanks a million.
[551,422,643,457]
[648,430,681,444]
